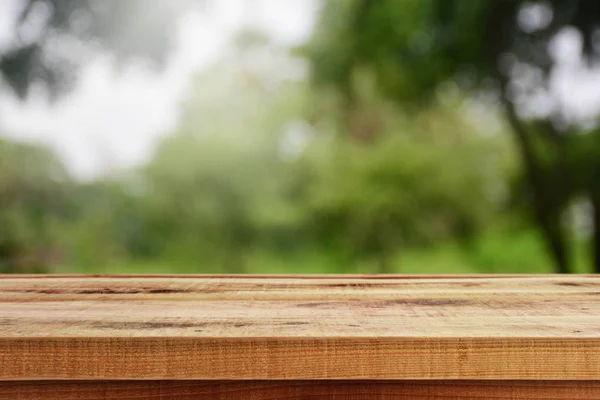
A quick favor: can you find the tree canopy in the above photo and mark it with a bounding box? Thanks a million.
[0,138,71,272]
[2,1,596,275]
[305,0,600,273]
[0,0,197,98]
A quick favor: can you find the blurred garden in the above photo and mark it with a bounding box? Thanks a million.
[1,0,600,274]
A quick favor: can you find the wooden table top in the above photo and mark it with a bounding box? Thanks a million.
[1,274,600,380]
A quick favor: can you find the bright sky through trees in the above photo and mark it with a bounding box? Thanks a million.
[0,0,318,179]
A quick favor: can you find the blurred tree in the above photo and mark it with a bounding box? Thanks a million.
[0,137,71,272]
[137,28,512,273]
[0,1,203,271]
[302,86,510,273]
[304,0,600,273]
[139,48,311,272]
[61,179,148,267]
[0,9,518,274]
[0,0,199,98]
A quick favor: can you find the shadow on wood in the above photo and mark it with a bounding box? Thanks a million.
[1,380,600,400]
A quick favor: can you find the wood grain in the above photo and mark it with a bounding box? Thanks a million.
[2,380,600,400]
[1,275,600,380]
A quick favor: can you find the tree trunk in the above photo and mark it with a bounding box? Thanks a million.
[591,192,600,273]
[538,214,570,274]
[502,98,570,274]
[486,0,570,274]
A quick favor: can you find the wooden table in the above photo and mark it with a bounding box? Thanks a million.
[1,274,600,399]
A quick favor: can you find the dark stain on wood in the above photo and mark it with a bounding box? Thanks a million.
[295,299,473,309]
[461,282,483,287]
[555,282,600,288]
[295,302,332,309]
[9,287,193,295]
[383,299,473,307]
[78,288,144,295]
[21,289,67,295]
[144,288,190,294]
[93,321,209,330]
[555,282,583,287]
[266,282,484,289]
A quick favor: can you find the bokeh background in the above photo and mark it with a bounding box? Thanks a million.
[1,0,600,274]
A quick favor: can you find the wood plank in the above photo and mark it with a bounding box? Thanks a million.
[2,380,600,400]
[1,275,600,380]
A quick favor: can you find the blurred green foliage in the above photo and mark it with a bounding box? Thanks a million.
[0,138,71,272]
[2,1,600,274]
[303,0,600,273]
[1,54,567,274]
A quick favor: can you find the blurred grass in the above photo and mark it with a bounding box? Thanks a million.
[57,229,591,275]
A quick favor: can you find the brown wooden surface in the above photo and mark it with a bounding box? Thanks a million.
[1,275,600,380]
[2,380,600,400]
